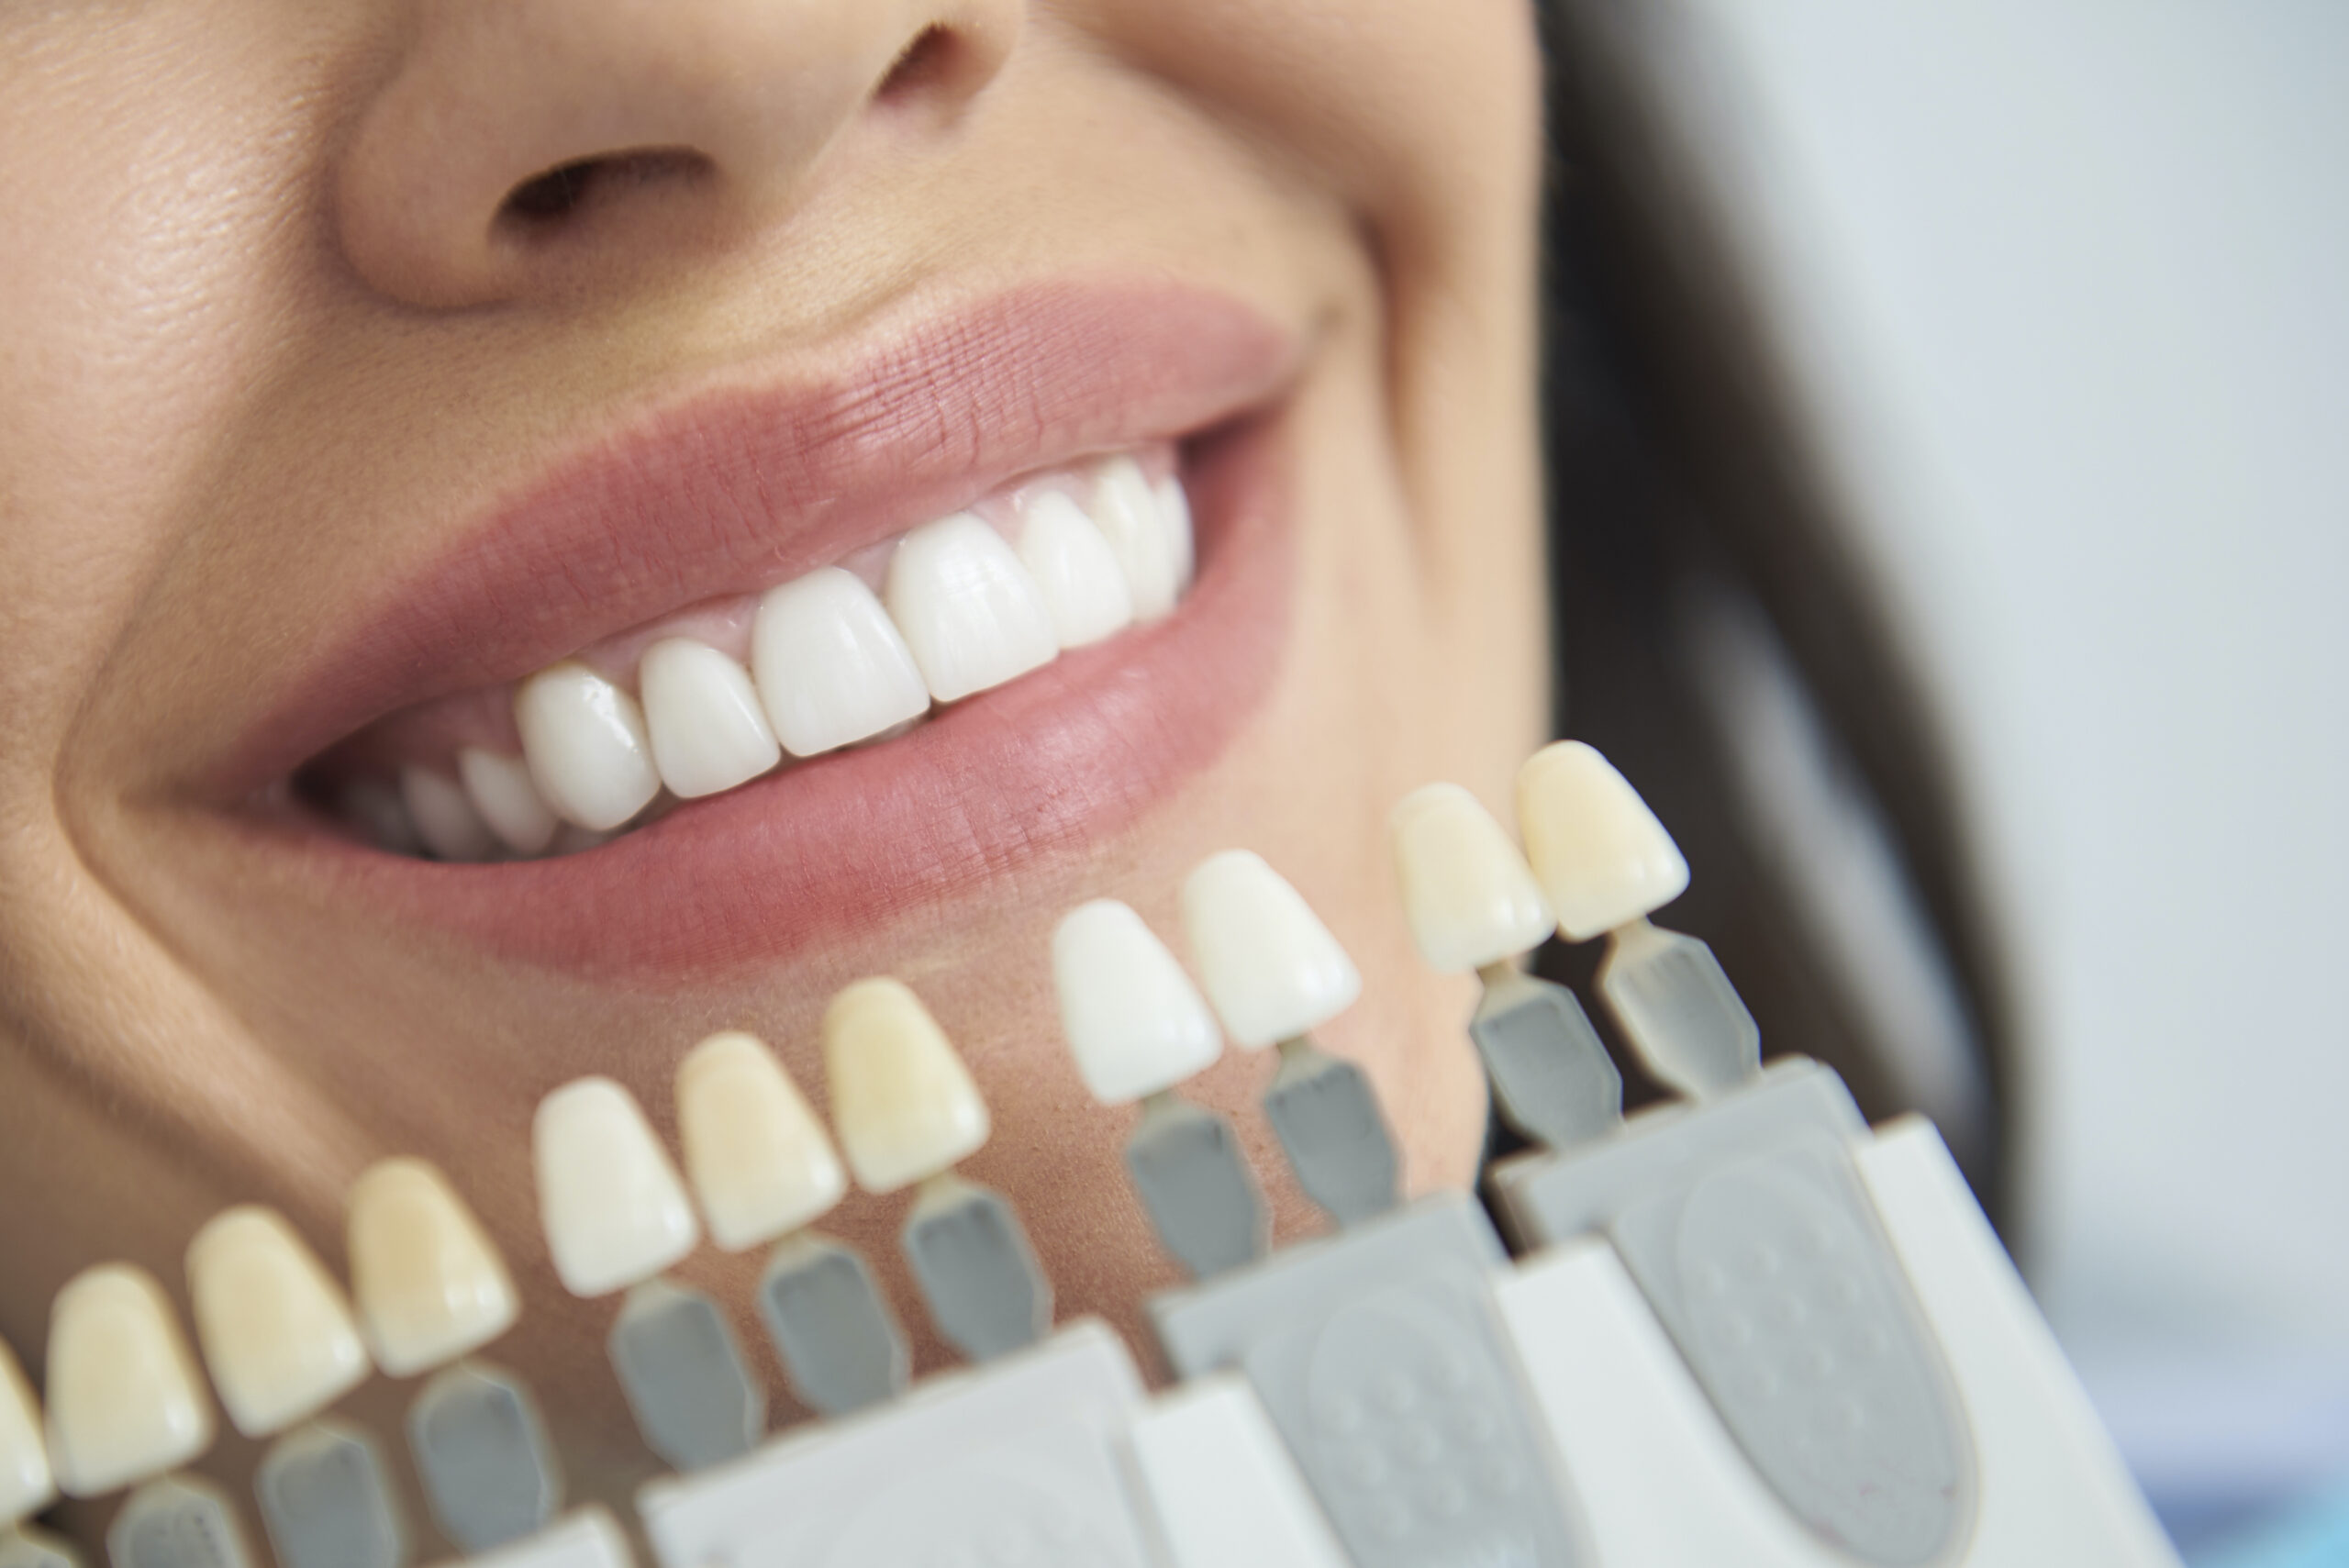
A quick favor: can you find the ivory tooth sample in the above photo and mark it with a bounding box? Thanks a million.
[825,980,1051,1364]
[676,1032,907,1417]
[1390,783,1624,1149]
[0,1335,76,1568]
[1182,851,1397,1227]
[347,1160,557,1555]
[1516,741,1758,1098]
[534,1078,763,1474]
[1052,901,1264,1279]
[186,1207,405,1568]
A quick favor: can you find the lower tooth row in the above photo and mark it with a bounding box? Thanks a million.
[347,457,1194,861]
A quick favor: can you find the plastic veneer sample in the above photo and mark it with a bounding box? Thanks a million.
[447,1509,632,1568]
[1599,920,1761,1100]
[533,1079,699,1299]
[823,980,989,1195]
[106,1474,257,1568]
[1125,1095,1265,1281]
[346,1160,518,1377]
[1181,851,1362,1050]
[1151,1193,1593,1568]
[640,1324,1156,1568]
[674,1032,847,1251]
[0,1339,53,1525]
[1515,741,1689,940]
[1052,901,1224,1105]
[607,1281,763,1473]
[45,1265,215,1498]
[1262,1040,1398,1228]
[407,1362,561,1554]
[1491,1060,1972,1566]
[253,1421,406,1568]
[1127,1377,1351,1568]
[901,1176,1052,1363]
[1388,783,1554,973]
[185,1208,371,1440]
[1469,970,1624,1150]
[756,1235,908,1418]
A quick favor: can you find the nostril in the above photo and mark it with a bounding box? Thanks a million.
[504,159,601,222]
[496,149,713,233]
[876,26,957,103]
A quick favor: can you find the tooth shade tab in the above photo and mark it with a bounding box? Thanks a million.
[750,568,931,758]
[1016,492,1135,649]
[1389,782,1554,973]
[1516,740,1690,940]
[346,1158,518,1377]
[513,662,662,832]
[46,1264,215,1497]
[640,638,782,799]
[884,512,1058,703]
[1180,851,1363,1050]
[1052,900,1224,1105]
[0,1337,53,1526]
[1089,456,1182,619]
[185,1207,371,1440]
[400,765,496,862]
[677,1031,849,1251]
[533,1077,700,1297]
[457,748,558,856]
[822,979,990,1195]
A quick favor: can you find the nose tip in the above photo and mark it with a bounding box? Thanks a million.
[338,0,1020,310]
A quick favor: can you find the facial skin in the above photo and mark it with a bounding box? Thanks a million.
[0,0,1547,1524]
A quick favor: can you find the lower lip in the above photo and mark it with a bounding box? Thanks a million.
[231,410,1295,979]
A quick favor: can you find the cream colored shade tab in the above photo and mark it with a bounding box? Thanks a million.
[822,979,990,1194]
[1052,899,1225,1105]
[1514,740,1691,941]
[347,1158,518,1376]
[676,1031,850,1251]
[45,1264,216,1497]
[0,1336,54,1526]
[1388,782,1555,973]
[186,1207,372,1440]
[1179,851,1363,1050]
[533,1077,702,1298]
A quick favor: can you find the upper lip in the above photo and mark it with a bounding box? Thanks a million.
[215,279,1298,797]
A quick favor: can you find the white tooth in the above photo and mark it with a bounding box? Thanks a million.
[751,567,931,757]
[46,1264,215,1496]
[400,764,498,862]
[1153,472,1196,596]
[185,1207,370,1440]
[346,1158,518,1377]
[1052,900,1223,1105]
[534,1078,699,1298]
[0,1337,54,1527]
[1180,851,1363,1050]
[1089,457,1180,620]
[884,513,1059,703]
[513,662,662,832]
[1515,741,1689,940]
[338,779,423,855]
[457,748,559,855]
[1016,492,1135,650]
[676,1031,848,1251]
[822,978,989,1195]
[1389,783,1555,973]
[640,639,783,799]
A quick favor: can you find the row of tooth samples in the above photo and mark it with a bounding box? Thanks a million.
[529,980,1052,1476]
[372,456,1197,859]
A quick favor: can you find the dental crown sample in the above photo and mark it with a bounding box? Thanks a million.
[1052,900,1225,1104]
[0,1338,52,1526]
[44,1265,215,1497]
[1179,850,1364,1050]
[346,1158,519,1376]
[1515,740,1690,940]
[823,979,990,1195]
[533,1077,701,1297]
[185,1207,372,1439]
[676,1030,849,1251]
[1389,782,1556,973]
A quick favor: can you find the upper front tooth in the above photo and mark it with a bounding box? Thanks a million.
[401,764,498,862]
[884,513,1059,703]
[1052,899,1224,1104]
[1016,493,1135,650]
[751,566,932,757]
[515,662,662,832]
[1514,741,1688,940]
[640,638,783,799]
[185,1207,371,1439]
[1154,473,1196,596]
[0,1335,53,1526]
[533,1077,700,1297]
[458,748,559,856]
[1090,457,1181,620]
[1389,783,1555,973]
[822,978,990,1194]
[46,1263,216,1496]
[346,1158,518,1377]
[1181,851,1363,1050]
[676,1030,848,1251]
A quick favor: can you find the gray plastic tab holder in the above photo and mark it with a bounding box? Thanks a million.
[107,1475,255,1568]
[254,1420,406,1568]
[1127,1094,1265,1280]
[758,1232,908,1417]
[1471,970,1625,1149]
[0,1528,80,1568]
[609,1278,764,1473]
[1152,1192,1594,1568]
[407,1359,562,1554]
[1493,1059,1976,1566]
[1600,923,1760,1099]
[1263,1039,1398,1227]
[904,1176,1052,1363]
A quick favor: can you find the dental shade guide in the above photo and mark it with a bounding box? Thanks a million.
[0,1337,79,1568]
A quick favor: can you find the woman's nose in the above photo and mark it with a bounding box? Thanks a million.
[338,0,1020,310]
